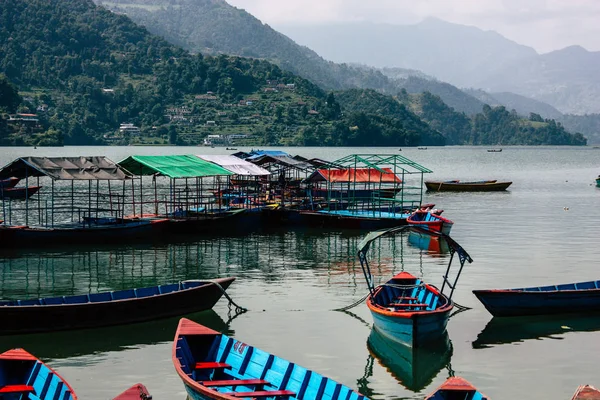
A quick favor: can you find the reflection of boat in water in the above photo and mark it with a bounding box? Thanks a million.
[0,309,230,361]
[367,327,452,392]
[473,314,600,349]
[408,230,450,255]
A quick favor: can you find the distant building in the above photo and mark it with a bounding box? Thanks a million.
[119,123,141,136]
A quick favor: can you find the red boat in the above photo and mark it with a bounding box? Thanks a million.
[425,377,489,399]
[0,185,42,199]
[407,209,454,235]
[571,385,600,400]
[0,177,20,189]
[113,383,152,400]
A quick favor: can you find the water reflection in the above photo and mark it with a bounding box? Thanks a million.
[0,227,450,300]
[0,310,231,362]
[366,328,453,392]
[407,231,450,255]
[473,315,600,349]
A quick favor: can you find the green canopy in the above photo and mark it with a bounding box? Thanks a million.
[118,155,233,178]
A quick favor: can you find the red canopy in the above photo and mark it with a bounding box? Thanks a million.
[306,168,402,183]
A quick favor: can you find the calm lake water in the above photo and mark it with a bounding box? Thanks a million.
[1,145,599,399]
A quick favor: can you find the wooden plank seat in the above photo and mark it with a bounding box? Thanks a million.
[396,297,418,301]
[226,390,296,398]
[388,303,429,308]
[195,362,231,370]
[0,384,35,394]
[203,379,270,387]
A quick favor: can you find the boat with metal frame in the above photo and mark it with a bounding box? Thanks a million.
[358,226,473,347]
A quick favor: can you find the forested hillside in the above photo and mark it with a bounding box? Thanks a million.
[0,0,445,147]
[336,89,587,146]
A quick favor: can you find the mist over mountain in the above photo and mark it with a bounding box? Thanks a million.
[278,19,600,115]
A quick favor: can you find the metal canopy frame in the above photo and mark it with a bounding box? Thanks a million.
[357,226,473,300]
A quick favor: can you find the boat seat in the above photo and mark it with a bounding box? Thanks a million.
[388,303,429,308]
[0,385,35,394]
[396,297,418,301]
[203,379,270,387]
[226,390,296,398]
[195,362,231,370]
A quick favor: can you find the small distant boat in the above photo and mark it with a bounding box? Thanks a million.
[425,180,512,192]
[596,176,600,188]
[0,177,20,189]
[571,385,600,400]
[0,348,77,399]
[418,147,428,150]
[172,318,367,400]
[359,226,473,347]
[407,209,453,235]
[487,149,502,152]
[425,377,489,399]
[113,383,152,400]
[0,185,42,199]
[0,278,234,334]
[226,147,238,150]
[473,279,600,317]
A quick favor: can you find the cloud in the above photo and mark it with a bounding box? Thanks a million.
[225,0,600,52]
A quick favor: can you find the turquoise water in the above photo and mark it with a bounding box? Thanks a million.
[0,146,599,399]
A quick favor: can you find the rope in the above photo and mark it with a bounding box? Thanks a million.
[332,292,370,312]
[184,279,248,313]
[381,282,425,290]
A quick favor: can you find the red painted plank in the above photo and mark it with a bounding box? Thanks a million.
[0,349,38,361]
[195,362,231,370]
[227,390,296,398]
[178,318,220,336]
[203,379,269,387]
[0,385,35,394]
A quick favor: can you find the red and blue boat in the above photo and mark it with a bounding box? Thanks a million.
[358,226,472,347]
[407,209,453,235]
[172,318,367,400]
[473,279,600,317]
[113,383,152,400]
[425,377,489,399]
[0,348,77,400]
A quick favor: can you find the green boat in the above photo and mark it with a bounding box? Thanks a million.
[596,176,600,188]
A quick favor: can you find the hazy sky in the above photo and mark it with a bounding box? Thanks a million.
[226,0,600,53]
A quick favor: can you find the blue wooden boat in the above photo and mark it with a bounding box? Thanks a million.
[407,209,453,235]
[172,318,367,400]
[366,327,452,392]
[0,348,77,399]
[358,226,473,347]
[425,377,488,399]
[473,279,600,317]
[0,278,234,334]
[596,176,600,188]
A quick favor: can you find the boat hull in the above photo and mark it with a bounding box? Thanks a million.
[407,211,453,235]
[0,218,170,248]
[473,287,600,317]
[0,278,234,335]
[425,181,512,192]
[370,307,451,347]
[1,185,42,199]
[291,210,409,230]
[173,319,366,400]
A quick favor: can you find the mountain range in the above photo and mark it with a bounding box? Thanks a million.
[278,19,600,115]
